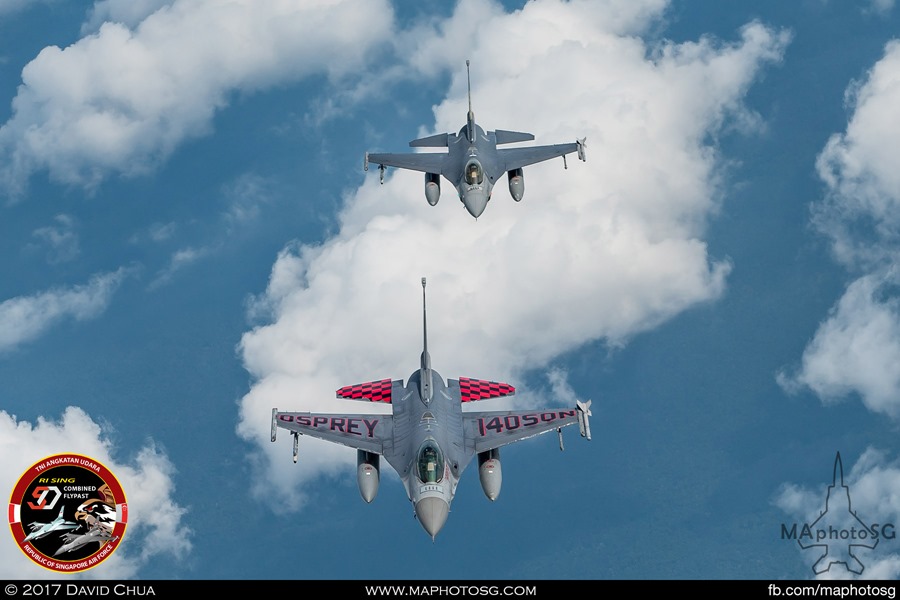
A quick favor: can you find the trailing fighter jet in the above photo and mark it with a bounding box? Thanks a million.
[364,61,586,219]
[271,277,592,540]
[54,527,114,557]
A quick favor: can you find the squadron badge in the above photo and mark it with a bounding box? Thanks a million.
[8,453,127,573]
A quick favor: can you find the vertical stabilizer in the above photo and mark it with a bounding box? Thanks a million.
[420,277,433,403]
[466,60,475,144]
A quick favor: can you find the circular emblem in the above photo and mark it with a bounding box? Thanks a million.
[8,453,127,573]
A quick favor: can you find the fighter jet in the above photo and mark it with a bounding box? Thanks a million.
[271,277,592,540]
[54,527,114,557]
[364,61,586,219]
[23,506,79,542]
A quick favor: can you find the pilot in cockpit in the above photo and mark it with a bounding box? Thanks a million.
[417,442,443,484]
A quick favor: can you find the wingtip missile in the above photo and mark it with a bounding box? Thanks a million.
[271,408,278,442]
[576,399,592,441]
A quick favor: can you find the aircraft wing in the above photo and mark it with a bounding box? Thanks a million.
[463,402,590,454]
[272,409,392,455]
[499,142,581,171]
[366,152,449,175]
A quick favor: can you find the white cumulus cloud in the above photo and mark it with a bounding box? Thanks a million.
[0,0,394,200]
[782,40,900,421]
[777,273,900,420]
[814,40,900,271]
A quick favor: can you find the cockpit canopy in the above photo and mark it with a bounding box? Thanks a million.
[464,160,484,185]
[416,439,445,483]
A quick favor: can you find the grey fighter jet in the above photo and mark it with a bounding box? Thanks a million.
[364,61,586,219]
[271,277,592,540]
[23,506,79,542]
[54,527,114,557]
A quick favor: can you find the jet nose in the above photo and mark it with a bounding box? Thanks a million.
[464,193,488,219]
[415,497,449,539]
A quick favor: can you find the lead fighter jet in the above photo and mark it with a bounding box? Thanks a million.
[22,506,79,543]
[271,278,592,540]
[365,61,586,219]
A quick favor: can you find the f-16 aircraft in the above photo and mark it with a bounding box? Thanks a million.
[364,61,586,219]
[54,527,115,557]
[271,277,592,540]
[23,506,79,543]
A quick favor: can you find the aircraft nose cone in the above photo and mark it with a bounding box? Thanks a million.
[415,497,449,539]
[465,193,488,219]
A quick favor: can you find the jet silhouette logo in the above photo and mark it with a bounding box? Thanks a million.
[782,452,885,575]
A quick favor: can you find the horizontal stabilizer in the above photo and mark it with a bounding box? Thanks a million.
[494,129,535,145]
[336,379,395,403]
[410,133,450,147]
[457,377,516,402]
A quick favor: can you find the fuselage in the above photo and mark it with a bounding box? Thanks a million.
[386,368,471,539]
[447,124,500,219]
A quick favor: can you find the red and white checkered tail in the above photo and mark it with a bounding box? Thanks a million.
[457,377,516,402]
[336,379,396,403]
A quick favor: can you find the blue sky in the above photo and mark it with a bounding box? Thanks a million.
[1,0,899,580]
